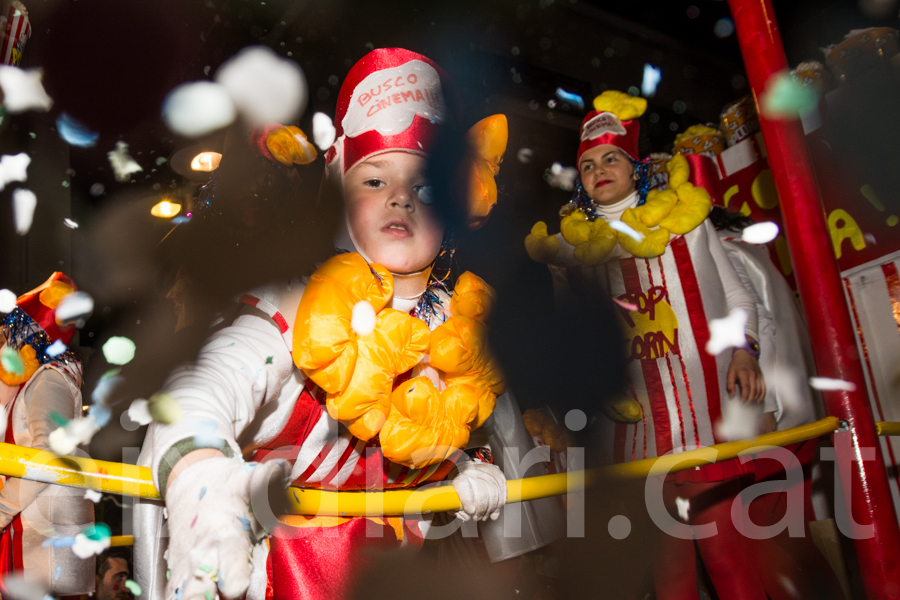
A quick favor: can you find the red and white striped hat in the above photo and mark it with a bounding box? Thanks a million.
[325,48,450,174]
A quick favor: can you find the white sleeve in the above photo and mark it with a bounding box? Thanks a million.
[705,220,759,341]
[148,307,295,493]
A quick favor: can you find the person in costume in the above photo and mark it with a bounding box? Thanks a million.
[526,91,768,600]
[0,272,94,597]
[135,48,562,600]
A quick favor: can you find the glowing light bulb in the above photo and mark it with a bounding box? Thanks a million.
[151,200,182,218]
[190,151,222,172]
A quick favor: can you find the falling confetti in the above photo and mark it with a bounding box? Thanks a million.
[126,399,153,426]
[715,398,760,440]
[714,17,735,38]
[215,46,308,125]
[102,336,136,365]
[46,340,66,357]
[162,81,236,137]
[63,218,78,229]
[71,524,111,558]
[89,183,105,196]
[312,112,336,150]
[705,308,748,355]
[56,113,98,147]
[517,148,533,163]
[0,152,30,190]
[641,63,662,98]
[1,346,23,375]
[125,580,142,596]
[0,66,53,113]
[49,411,102,455]
[12,188,36,235]
[107,142,143,182]
[675,497,690,521]
[84,489,102,503]
[193,420,225,449]
[760,72,819,119]
[148,392,182,424]
[2,574,49,600]
[55,291,94,326]
[809,377,857,392]
[612,297,639,311]
[546,162,577,191]
[0,289,16,313]
[351,301,376,336]
[741,222,780,245]
[609,220,645,242]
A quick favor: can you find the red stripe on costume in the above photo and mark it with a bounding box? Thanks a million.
[239,294,290,334]
[621,258,675,456]
[844,277,900,492]
[664,355,688,447]
[670,237,724,444]
[252,387,325,464]
[320,436,360,488]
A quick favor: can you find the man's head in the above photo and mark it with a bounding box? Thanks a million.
[95,548,131,600]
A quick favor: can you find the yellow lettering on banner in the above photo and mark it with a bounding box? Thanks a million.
[751,169,780,210]
[723,184,739,209]
[827,208,866,259]
[617,286,679,361]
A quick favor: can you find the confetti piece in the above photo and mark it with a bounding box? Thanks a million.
[102,336,136,365]
[125,580,142,596]
[193,420,225,449]
[71,530,110,558]
[162,81,236,137]
[127,399,153,426]
[1,346,24,375]
[63,218,78,229]
[311,112,336,150]
[265,356,274,365]
[705,308,748,355]
[0,152,30,190]
[56,113,98,147]
[90,183,105,196]
[107,142,143,182]
[517,148,533,163]
[91,370,122,406]
[809,377,857,392]
[2,574,49,600]
[191,515,198,528]
[0,66,53,112]
[199,486,207,500]
[760,72,819,119]
[55,291,94,326]
[351,301,376,336]
[609,220,645,242]
[715,397,760,441]
[215,46,307,125]
[546,162,577,191]
[741,222,780,245]
[48,411,69,428]
[148,392,182,424]
[84,489,102,503]
[641,63,662,98]
[89,404,112,427]
[0,289,16,313]
[675,497,690,521]
[12,188,37,235]
[235,515,252,531]
[55,566,61,580]
[156,157,168,166]
[612,297,639,311]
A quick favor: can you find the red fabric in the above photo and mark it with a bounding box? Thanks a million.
[341,115,440,174]
[15,272,77,345]
[252,387,327,465]
[0,393,22,586]
[683,154,723,203]
[576,111,640,163]
[269,518,398,600]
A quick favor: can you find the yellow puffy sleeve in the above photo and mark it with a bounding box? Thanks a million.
[450,271,496,322]
[618,208,671,258]
[560,210,617,266]
[380,377,479,468]
[292,253,394,394]
[657,153,712,235]
[525,221,560,264]
[467,115,508,230]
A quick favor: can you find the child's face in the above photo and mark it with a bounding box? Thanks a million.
[579,145,638,206]
[344,151,444,274]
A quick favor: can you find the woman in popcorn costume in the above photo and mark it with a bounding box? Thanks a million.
[0,272,94,597]
[135,48,562,600]
[526,91,769,600]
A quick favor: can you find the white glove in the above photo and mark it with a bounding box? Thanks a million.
[164,457,289,600]
[451,460,507,521]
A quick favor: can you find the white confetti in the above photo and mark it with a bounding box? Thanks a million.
[46,340,66,357]
[71,532,110,559]
[546,162,578,191]
[641,63,662,98]
[517,148,533,163]
[162,81,236,137]
[0,66,53,113]
[311,112,336,150]
[84,489,102,503]
[715,398,760,441]
[741,221,780,245]
[0,153,30,190]
[63,218,78,229]
[609,220,645,242]
[0,289,16,313]
[56,113,98,148]
[48,413,101,455]
[351,300,377,336]
[215,46,308,125]
[126,399,153,426]
[107,142,143,182]
[12,188,36,235]
[809,377,857,392]
[55,291,94,326]
[2,574,48,600]
[705,308,748,355]
[102,336,136,365]
[675,497,690,521]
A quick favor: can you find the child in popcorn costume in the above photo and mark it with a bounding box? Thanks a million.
[526,92,769,599]
[0,272,94,596]
[135,48,562,600]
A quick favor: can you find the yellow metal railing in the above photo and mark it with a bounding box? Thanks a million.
[877,422,900,437]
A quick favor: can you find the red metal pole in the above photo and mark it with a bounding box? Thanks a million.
[727,1,900,598]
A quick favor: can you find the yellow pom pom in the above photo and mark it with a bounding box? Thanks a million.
[592,90,647,121]
[658,183,712,235]
[667,153,690,190]
[451,272,496,322]
[617,208,670,258]
[560,210,593,246]
[634,188,678,228]
[525,221,560,264]
[601,397,644,424]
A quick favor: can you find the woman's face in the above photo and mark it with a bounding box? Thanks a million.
[344,151,444,274]
[578,145,638,206]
